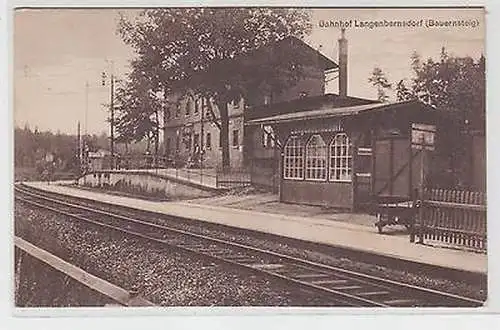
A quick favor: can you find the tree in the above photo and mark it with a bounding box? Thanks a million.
[114,67,164,165]
[394,48,486,187]
[395,79,415,102]
[117,8,312,169]
[368,67,392,102]
[14,126,82,177]
[399,48,485,131]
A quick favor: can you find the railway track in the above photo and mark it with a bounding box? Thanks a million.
[14,184,485,307]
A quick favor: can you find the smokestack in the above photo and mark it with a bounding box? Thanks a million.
[338,28,348,98]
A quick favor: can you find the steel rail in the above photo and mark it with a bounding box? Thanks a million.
[15,185,484,307]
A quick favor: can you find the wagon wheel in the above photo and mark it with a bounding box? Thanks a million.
[375,213,384,234]
[377,224,383,233]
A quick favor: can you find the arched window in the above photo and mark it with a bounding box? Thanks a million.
[305,135,327,181]
[283,136,304,180]
[329,133,352,182]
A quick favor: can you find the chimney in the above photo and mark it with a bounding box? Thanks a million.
[338,28,348,98]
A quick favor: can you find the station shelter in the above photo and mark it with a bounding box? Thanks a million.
[246,100,439,210]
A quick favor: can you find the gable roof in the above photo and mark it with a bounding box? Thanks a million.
[214,36,338,75]
[175,36,338,92]
[268,36,338,71]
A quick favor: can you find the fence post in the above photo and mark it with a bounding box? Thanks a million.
[273,160,277,194]
[417,187,425,244]
[409,189,417,243]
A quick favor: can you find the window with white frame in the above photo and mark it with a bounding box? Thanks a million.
[263,125,275,148]
[329,133,352,182]
[283,136,304,180]
[194,96,200,113]
[305,135,327,181]
[264,94,271,105]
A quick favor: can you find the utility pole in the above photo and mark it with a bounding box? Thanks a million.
[85,81,89,138]
[102,61,115,170]
[200,96,204,169]
[110,74,115,169]
[83,81,89,171]
[77,121,81,174]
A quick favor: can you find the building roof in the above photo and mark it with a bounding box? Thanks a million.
[185,36,338,89]
[246,100,433,126]
[270,36,338,70]
[245,93,378,121]
[220,36,337,72]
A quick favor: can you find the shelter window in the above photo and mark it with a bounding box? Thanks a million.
[263,125,275,148]
[329,133,352,182]
[305,135,327,181]
[283,136,304,180]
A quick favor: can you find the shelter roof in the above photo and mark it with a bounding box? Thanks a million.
[246,100,435,126]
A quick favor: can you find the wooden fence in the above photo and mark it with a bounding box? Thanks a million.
[416,188,487,252]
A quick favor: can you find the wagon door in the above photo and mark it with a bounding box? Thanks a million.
[372,136,424,199]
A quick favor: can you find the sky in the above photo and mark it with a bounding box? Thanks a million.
[13,7,485,135]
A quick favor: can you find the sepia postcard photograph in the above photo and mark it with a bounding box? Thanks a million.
[12,5,488,314]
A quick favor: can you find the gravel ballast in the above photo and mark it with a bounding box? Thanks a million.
[15,201,346,306]
[14,248,116,307]
[35,187,485,301]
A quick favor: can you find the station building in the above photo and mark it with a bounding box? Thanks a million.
[162,29,481,209]
[162,36,338,169]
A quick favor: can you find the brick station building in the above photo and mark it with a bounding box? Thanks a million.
[162,36,338,169]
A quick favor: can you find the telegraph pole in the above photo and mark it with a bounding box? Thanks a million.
[200,96,204,169]
[102,61,115,170]
[77,121,81,173]
[85,81,89,138]
[110,73,115,169]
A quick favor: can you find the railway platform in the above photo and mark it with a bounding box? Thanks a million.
[134,168,218,189]
[20,181,487,275]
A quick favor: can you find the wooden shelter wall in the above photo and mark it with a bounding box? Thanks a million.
[281,180,353,208]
